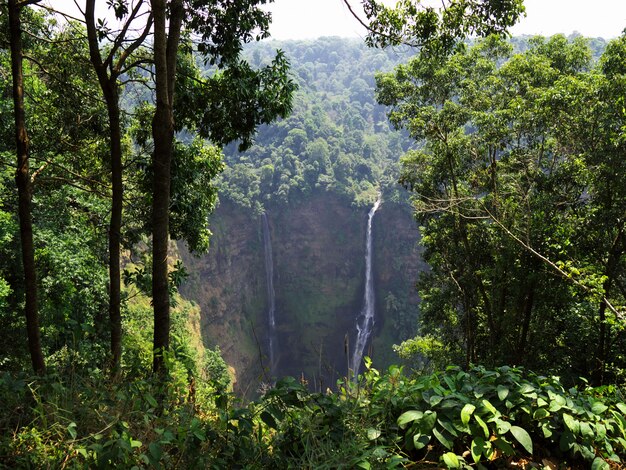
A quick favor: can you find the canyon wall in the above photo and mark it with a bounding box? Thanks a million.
[179,192,423,396]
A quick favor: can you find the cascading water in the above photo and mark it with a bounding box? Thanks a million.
[351,195,382,377]
[261,213,277,375]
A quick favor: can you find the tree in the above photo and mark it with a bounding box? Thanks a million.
[84,0,153,371]
[343,0,525,55]
[379,34,626,380]
[149,0,295,374]
[7,0,45,375]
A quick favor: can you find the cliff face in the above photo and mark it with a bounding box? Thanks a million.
[178,201,266,395]
[179,192,423,395]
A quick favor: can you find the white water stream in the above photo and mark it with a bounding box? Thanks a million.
[262,213,277,375]
[351,195,381,377]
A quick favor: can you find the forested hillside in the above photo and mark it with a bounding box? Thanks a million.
[1,0,625,468]
[178,38,424,393]
[218,37,412,210]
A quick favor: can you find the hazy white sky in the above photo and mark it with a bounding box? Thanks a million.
[56,0,626,41]
[267,0,626,40]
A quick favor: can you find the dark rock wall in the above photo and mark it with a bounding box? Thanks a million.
[179,193,423,395]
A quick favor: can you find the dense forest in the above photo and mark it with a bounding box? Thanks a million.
[1,0,626,468]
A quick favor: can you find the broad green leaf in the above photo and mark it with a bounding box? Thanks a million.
[616,403,626,415]
[67,422,77,440]
[397,410,423,429]
[356,461,371,470]
[509,426,533,454]
[474,414,489,439]
[130,439,142,448]
[591,401,608,415]
[591,457,610,470]
[549,393,566,412]
[612,410,626,432]
[438,418,459,437]
[420,410,438,433]
[461,403,476,425]
[497,385,509,401]
[579,443,596,461]
[367,428,381,440]
[493,437,515,456]
[580,421,594,439]
[430,394,444,406]
[533,408,550,420]
[149,442,162,462]
[537,397,548,407]
[495,418,511,435]
[145,393,158,408]
[482,399,498,417]
[440,399,460,409]
[442,452,460,468]
[443,375,456,391]
[563,413,580,434]
[471,436,487,463]
[433,427,453,450]
[414,433,430,450]
[541,422,553,438]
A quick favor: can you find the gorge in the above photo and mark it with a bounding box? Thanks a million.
[175,38,427,395]
[179,193,425,395]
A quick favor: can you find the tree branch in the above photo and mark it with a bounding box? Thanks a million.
[483,204,624,321]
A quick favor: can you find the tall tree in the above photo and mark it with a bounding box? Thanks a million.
[382,35,626,379]
[7,0,45,374]
[84,0,153,371]
[150,0,181,374]
[149,0,296,373]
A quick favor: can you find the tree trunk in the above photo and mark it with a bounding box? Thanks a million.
[107,92,123,371]
[593,229,623,385]
[150,0,183,374]
[85,0,154,372]
[8,0,45,375]
[515,280,535,365]
[85,0,123,371]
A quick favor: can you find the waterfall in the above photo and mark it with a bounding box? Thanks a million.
[261,213,277,375]
[351,195,382,377]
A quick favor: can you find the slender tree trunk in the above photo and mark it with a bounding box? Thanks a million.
[593,229,623,385]
[107,93,123,371]
[8,0,45,375]
[85,0,123,371]
[150,0,183,374]
[595,300,608,385]
[515,280,535,365]
[85,0,153,372]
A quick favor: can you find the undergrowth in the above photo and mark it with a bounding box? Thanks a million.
[1,361,625,468]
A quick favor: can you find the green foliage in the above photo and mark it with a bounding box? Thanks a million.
[380,33,626,380]
[362,0,525,55]
[344,364,626,467]
[1,364,624,467]
[217,38,413,211]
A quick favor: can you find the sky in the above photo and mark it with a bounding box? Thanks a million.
[55,0,626,41]
[266,0,626,40]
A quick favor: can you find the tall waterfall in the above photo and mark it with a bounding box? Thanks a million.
[261,213,277,375]
[351,195,382,377]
